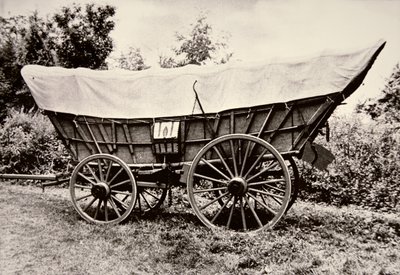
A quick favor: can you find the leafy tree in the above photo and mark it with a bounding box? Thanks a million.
[159,14,232,68]
[158,55,178,69]
[116,47,149,71]
[0,15,33,119]
[0,4,116,121]
[52,3,115,69]
[357,63,400,124]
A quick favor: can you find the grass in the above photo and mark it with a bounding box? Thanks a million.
[0,182,399,275]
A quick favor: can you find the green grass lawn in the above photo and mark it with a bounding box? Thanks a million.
[0,182,399,275]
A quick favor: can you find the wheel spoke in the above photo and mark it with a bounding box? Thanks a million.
[226,195,237,228]
[246,162,280,182]
[140,193,152,208]
[105,160,113,182]
[200,158,230,181]
[240,197,247,230]
[193,186,227,194]
[211,194,233,223]
[76,193,92,201]
[85,164,100,183]
[262,183,286,193]
[237,140,242,166]
[104,199,108,222]
[97,159,104,182]
[82,197,97,212]
[213,146,234,178]
[109,198,121,218]
[109,179,131,188]
[239,140,252,176]
[142,189,159,200]
[94,199,102,220]
[247,178,286,187]
[77,172,96,185]
[136,194,142,211]
[74,184,92,190]
[248,192,277,216]
[244,195,263,228]
[111,195,129,210]
[194,173,227,184]
[243,148,268,179]
[111,190,131,195]
[248,187,284,200]
[230,140,238,176]
[199,191,230,210]
[108,167,124,185]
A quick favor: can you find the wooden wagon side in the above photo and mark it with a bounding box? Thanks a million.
[47,91,336,165]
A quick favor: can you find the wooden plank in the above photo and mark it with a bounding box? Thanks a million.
[85,120,102,154]
[257,106,274,138]
[213,115,220,135]
[111,121,117,150]
[244,111,255,134]
[267,105,293,143]
[290,100,334,151]
[122,123,137,163]
[74,121,96,155]
[50,116,78,158]
[230,112,235,134]
[50,117,68,143]
[98,123,114,153]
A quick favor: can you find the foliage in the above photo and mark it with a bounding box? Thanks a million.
[298,114,400,212]
[114,47,149,71]
[0,15,35,120]
[52,3,116,69]
[0,3,116,121]
[0,109,69,174]
[357,63,400,124]
[159,14,232,68]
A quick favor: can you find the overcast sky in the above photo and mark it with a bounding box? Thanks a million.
[1,0,399,112]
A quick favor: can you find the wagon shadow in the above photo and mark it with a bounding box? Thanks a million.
[125,208,204,228]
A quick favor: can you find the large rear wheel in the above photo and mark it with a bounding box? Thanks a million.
[187,134,291,232]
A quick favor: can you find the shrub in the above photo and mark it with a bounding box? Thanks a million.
[0,109,69,174]
[299,114,400,212]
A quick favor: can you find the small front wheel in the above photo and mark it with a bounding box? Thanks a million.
[70,154,137,225]
[187,134,291,232]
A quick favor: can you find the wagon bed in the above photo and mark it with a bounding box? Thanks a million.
[19,40,385,232]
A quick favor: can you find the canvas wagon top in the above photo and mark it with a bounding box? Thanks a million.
[21,40,385,119]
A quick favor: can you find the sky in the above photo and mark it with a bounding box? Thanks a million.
[1,0,399,113]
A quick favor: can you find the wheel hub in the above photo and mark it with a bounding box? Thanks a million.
[91,182,110,199]
[228,177,247,196]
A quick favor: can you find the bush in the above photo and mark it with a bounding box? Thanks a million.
[0,109,69,174]
[299,114,400,212]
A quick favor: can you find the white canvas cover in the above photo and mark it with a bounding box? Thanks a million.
[21,40,385,119]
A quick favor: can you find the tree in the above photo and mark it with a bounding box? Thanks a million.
[159,14,232,68]
[0,3,116,121]
[52,3,115,69]
[0,15,33,119]
[116,47,149,71]
[357,64,400,124]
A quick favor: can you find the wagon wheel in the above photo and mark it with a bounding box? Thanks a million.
[187,134,291,232]
[285,156,300,212]
[70,154,137,225]
[134,184,168,213]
